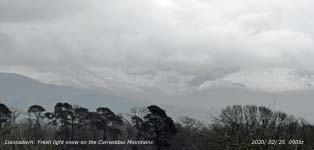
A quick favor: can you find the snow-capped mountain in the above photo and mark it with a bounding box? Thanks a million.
[2,65,195,95]
[197,67,314,92]
[3,66,314,121]
[219,68,314,92]
[3,66,314,95]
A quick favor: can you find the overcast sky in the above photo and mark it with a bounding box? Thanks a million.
[1,0,314,72]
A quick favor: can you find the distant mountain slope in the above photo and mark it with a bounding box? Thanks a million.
[9,66,314,94]
[2,67,314,121]
[0,72,141,113]
[0,72,210,120]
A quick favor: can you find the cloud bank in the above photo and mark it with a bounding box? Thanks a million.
[1,0,314,72]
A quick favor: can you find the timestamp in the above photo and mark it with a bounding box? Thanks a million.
[251,139,304,145]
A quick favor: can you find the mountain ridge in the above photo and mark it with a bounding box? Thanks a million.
[6,66,314,94]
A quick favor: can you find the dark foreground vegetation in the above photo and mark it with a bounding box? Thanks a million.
[1,102,314,150]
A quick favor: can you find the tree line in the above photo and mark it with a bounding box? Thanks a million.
[0,102,314,150]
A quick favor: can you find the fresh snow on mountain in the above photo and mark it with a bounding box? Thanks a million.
[2,67,314,121]
[1,66,195,95]
[220,68,314,92]
[2,66,314,94]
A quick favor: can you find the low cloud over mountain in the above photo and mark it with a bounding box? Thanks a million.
[1,0,314,71]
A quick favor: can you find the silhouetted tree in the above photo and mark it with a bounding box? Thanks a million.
[47,103,76,150]
[28,105,46,139]
[74,107,90,139]
[130,107,147,150]
[96,107,123,150]
[171,117,210,150]
[1,102,314,150]
[143,105,177,150]
[0,103,12,150]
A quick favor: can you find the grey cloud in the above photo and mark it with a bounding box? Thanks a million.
[0,0,90,22]
[0,0,314,72]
